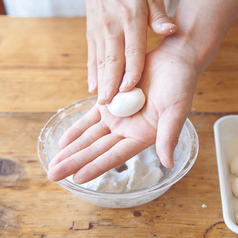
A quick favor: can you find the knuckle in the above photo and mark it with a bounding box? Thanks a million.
[90,145,101,156]
[90,161,105,176]
[151,11,168,23]
[87,70,97,80]
[87,58,96,68]
[110,150,124,165]
[105,54,120,64]
[125,46,141,57]
[125,71,141,82]
[98,1,113,33]
[102,16,113,33]
[120,6,133,24]
[97,59,105,70]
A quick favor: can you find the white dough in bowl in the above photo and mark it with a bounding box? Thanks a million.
[67,145,163,193]
[107,87,146,117]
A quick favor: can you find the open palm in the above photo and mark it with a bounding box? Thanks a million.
[48,44,197,184]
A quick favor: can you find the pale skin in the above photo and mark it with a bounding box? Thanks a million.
[48,47,196,183]
[48,0,238,184]
[86,0,177,104]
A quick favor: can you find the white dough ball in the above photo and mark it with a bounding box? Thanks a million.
[232,177,238,198]
[235,211,238,225]
[107,87,146,117]
[230,155,238,176]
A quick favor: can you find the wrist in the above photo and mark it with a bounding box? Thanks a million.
[164,0,238,75]
[158,33,197,72]
[158,30,218,76]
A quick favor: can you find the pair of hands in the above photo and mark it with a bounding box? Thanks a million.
[48,43,197,183]
[47,0,198,184]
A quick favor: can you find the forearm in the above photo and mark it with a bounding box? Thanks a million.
[160,0,238,74]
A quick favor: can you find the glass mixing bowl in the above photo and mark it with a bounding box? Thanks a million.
[37,96,199,208]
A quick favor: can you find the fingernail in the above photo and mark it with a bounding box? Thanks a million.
[73,176,83,184]
[88,82,96,93]
[98,91,108,104]
[156,23,177,33]
[47,169,54,181]
[119,79,128,92]
[48,161,53,170]
[168,159,174,168]
[120,74,134,92]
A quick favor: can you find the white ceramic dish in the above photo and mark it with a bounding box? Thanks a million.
[214,115,238,234]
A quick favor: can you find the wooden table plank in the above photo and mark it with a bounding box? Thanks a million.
[0,17,87,68]
[192,71,238,113]
[0,68,91,112]
[0,18,237,113]
[0,17,237,71]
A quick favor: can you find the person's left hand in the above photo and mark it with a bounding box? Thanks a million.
[48,41,197,184]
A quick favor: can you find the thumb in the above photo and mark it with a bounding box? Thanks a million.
[155,106,189,168]
[147,0,177,36]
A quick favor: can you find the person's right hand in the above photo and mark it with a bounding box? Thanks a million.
[86,0,177,104]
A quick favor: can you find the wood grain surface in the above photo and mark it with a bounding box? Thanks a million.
[0,17,238,238]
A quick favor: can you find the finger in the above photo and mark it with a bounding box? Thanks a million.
[119,24,147,92]
[147,0,177,35]
[58,105,101,149]
[73,137,149,184]
[86,0,101,92]
[48,133,123,182]
[96,39,106,95]
[97,34,125,104]
[155,103,189,168]
[49,121,110,169]
[87,38,98,93]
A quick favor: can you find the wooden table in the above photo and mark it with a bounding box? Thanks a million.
[0,17,237,238]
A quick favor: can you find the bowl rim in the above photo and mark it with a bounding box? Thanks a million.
[37,96,199,197]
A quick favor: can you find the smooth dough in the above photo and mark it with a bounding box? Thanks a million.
[230,155,238,176]
[232,177,238,198]
[235,211,238,225]
[107,87,146,117]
